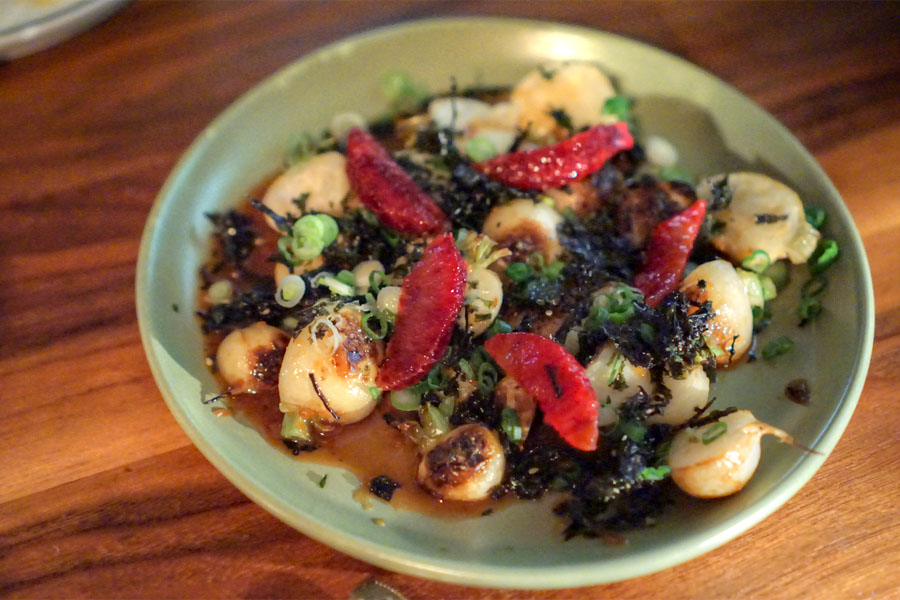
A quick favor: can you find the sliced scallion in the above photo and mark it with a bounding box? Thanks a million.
[361,312,389,339]
[336,269,356,287]
[763,260,790,291]
[477,361,499,394]
[438,395,456,418]
[501,407,523,444]
[759,275,778,302]
[485,318,512,339]
[801,275,828,297]
[805,206,827,230]
[619,420,646,444]
[458,358,475,380]
[421,403,450,437]
[761,336,793,360]
[275,274,306,308]
[281,411,313,442]
[797,296,822,326]
[701,421,727,445]
[601,95,631,122]
[741,249,771,274]
[390,388,421,411]
[639,465,671,481]
[464,135,498,161]
[809,239,839,275]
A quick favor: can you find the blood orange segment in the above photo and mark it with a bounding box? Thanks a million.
[345,128,448,235]
[474,122,634,191]
[485,332,599,451]
[376,233,467,390]
[634,199,708,308]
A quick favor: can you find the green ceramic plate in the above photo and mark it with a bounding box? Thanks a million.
[136,17,874,588]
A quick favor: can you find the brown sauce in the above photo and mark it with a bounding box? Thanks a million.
[226,390,501,518]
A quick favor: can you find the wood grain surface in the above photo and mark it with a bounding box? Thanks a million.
[2,1,899,598]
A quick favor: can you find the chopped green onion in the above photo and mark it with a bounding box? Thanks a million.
[501,407,523,444]
[275,274,306,308]
[477,361,499,394]
[390,388,421,411]
[737,268,764,307]
[763,260,790,291]
[801,275,828,297]
[619,420,646,444]
[701,421,727,445]
[759,275,777,302]
[485,318,512,338]
[315,275,355,297]
[601,95,632,122]
[207,279,234,304]
[741,249,771,274]
[752,304,772,332]
[379,70,430,112]
[315,214,339,245]
[658,165,693,184]
[458,358,475,380]
[506,261,533,283]
[438,395,456,418]
[809,239,839,275]
[421,403,450,437]
[336,269,356,287]
[607,353,625,387]
[464,135,498,161]
[281,412,312,442]
[797,296,822,326]
[425,365,447,390]
[805,206,827,230]
[293,213,327,243]
[589,283,638,327]
[368,270,385,293]
[761,336,794,360]
[639,465,671,481]
[368,386,382,401]
[361,312,389,339]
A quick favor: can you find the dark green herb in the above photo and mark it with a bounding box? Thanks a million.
[361,312,390,339]
[601,95,632,124]
[801,275,828,297]
[809,239,839,275]
[797,295,822,326]
[805,206,827,229]
[485,318,512,338]
[500,408,523,444]
[618,420,647,444]
[318,474,328,488]
[761,336,793,360]
[763,260,790,291]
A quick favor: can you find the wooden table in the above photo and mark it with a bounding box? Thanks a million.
[2,2,898,597]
